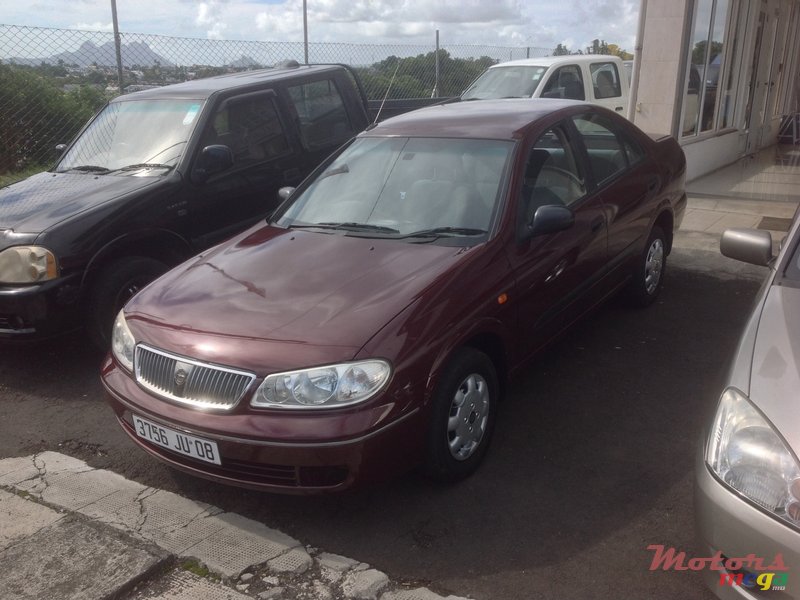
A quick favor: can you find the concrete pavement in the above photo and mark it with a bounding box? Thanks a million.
[0,452,469,600]
[1,191,797,600]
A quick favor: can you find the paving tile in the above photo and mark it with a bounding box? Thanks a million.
[0,489,64,550]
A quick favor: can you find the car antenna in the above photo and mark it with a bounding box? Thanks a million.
[370,60,401,128]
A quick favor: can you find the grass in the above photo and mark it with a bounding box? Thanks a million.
[179,559,220,582]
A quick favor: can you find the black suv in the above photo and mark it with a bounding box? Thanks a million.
[0,63,370,346]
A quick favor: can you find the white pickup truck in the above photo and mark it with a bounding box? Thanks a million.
[461,55,630,116]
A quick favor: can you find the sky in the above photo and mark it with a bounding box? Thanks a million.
[5,0,641,54]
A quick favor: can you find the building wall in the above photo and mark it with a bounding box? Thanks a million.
[634,0,800,181]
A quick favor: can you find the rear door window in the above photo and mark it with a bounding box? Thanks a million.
[590,63,622,99]
[287,79,356,149]
[571,114,628,185]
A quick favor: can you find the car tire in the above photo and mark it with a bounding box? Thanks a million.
[625,224,667,307]
[87,256,167,350]
[424,347,498,483]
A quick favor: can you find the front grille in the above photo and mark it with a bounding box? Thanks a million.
[135,344,255,411]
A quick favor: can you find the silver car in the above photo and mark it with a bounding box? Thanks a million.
[696,214,800,598]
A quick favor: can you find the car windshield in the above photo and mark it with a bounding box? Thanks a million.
[461,66,547,100]
[56,99,205,173]
[275,136,513,238]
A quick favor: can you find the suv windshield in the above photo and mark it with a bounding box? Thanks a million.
[462,66,547,100]
[56,99,205,173]
[276,136,513,238]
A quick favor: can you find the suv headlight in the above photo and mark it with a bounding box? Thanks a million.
[252,360,391,409]
[0,246,58,283]
[111,310,135,371]
[706,387,800,527]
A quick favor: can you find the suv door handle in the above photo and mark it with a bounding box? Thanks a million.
[590,216,605,233]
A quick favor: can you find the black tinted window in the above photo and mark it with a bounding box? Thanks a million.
[288,79,355,149]
[200,95,289,167]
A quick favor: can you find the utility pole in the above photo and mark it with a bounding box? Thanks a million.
[111,0,124,92]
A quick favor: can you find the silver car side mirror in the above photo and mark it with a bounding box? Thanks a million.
[278,186,296,201]
[720,228,773,267]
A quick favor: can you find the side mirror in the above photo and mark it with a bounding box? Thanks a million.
[55,144,67,154]
[528,205,574,237]
[720,228,773,266]
[278,186,296,201]
[192,144,234,184]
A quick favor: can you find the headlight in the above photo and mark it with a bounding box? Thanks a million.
[706,387,800,527]
[111,310,135,371]
[0,246,58,284]
[252,360,391,409]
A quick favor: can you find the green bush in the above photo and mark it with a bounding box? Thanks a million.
[0,63,107,173]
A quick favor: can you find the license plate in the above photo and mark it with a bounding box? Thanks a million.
[132,414,221,465]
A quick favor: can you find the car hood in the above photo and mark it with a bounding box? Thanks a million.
[126,225,476,373]
[749,284,800,450]
[0,171,162,234]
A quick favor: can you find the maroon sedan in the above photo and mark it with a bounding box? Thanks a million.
[102,100,686,493]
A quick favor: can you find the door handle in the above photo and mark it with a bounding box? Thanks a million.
[647,177,659,193]
[590,216,604,233]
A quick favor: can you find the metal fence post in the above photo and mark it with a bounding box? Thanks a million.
[111,0,124,92]
[432,29,440,98]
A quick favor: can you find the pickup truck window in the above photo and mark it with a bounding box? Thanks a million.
[590,63,622,99]
[199,95,289,168]
[541,66,586,101]
[288,79,355,149]
[57,99,205,172]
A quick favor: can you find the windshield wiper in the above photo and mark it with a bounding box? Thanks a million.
[289,222,400,234]
[65,165,110,173]
[402,227,487,238]
[110,163,174,172]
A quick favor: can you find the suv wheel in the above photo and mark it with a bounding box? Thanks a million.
[87,257,167,349]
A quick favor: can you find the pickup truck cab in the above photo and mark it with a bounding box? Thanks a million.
[0,63,370,346]
[461,55,630,116]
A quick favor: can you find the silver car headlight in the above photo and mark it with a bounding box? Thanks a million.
[706,387,800,527]
[252,360,391,409]
[0,246,58,283]
[111,310,135,371]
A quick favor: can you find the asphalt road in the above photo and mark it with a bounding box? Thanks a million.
[0,250,763,600]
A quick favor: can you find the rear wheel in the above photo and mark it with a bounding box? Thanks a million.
[425,348,498,483]
[625,224,667,307]
[87,256,167,350]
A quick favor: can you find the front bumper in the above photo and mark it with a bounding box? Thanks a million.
[695,446,799,599]
[0,272,82,340]
[102,357,427,493]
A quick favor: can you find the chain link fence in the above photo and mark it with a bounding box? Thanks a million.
[0,24,549,185]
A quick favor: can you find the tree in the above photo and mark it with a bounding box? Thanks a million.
[692,40,723,65]
[0,64,107,173]
[553,44,571,56]
[606,44,634,60]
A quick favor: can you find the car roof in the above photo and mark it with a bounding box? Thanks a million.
[111,64,342,101]
[364,99,586,140]
[488,55,623,69]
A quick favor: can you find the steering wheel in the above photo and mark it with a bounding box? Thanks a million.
[539,165,584,189]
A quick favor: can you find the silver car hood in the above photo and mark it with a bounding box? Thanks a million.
[749,284,800,451]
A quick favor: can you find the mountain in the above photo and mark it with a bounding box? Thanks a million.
[226,55,260,69]
[8,40,173,68]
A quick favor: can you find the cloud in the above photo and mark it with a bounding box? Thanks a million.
[73,21,114,32]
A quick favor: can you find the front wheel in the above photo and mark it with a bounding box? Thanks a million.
[424,348,498,483]
[87,256,167,349]
[625,224,667,307]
